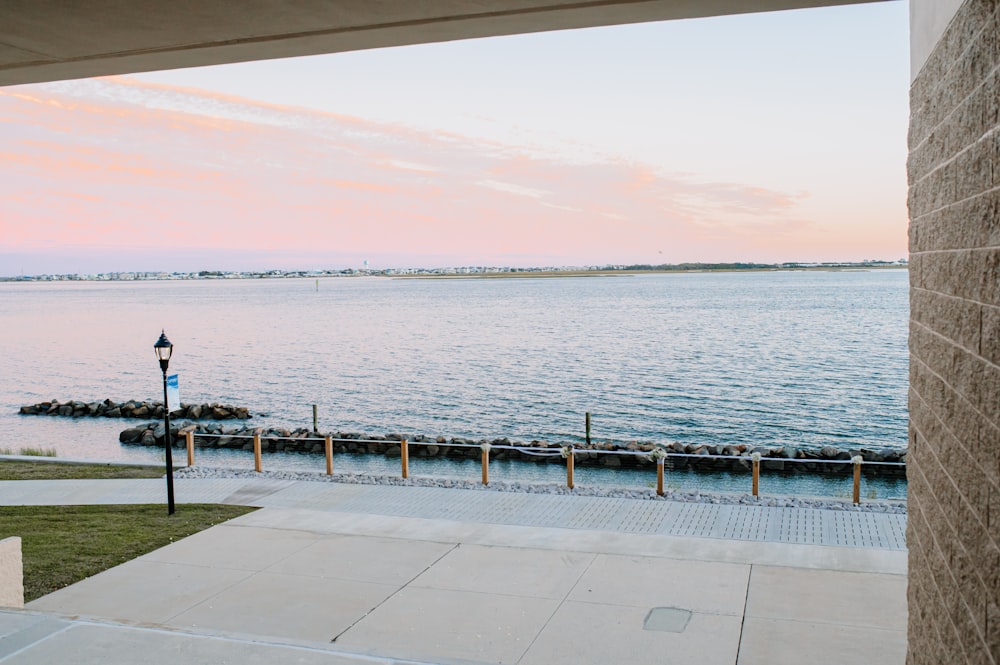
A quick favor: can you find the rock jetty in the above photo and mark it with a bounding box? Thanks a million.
[20,399,251,420]
[119,422,906,477]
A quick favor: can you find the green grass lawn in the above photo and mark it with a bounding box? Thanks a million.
[1,504,256,602]
[0,460,166,481]
[0,460,253,602]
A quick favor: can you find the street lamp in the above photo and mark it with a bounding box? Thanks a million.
[154,330,175,515]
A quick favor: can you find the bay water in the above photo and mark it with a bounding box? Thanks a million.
[0,269,909,498]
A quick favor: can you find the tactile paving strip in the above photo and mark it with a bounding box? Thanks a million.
[261,484,907,550]
[0,478,907,550]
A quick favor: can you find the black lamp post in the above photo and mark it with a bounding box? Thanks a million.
[154,330,175,515]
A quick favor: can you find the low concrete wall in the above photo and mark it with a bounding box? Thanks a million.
[0,537,24,608]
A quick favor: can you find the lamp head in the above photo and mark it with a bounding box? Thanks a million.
[154,330,173,371]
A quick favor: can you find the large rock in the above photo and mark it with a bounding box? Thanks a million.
[819,445,840,459]
[119,427,144,443]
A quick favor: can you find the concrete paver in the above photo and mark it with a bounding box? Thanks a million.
[409,545,593,599]
[166,572,399,644]
[519,601,743,665]
[737,618,908,665]
[744,565,908,631]
[266,535,455,585]
[334,586,561,664]
[0,475,908,664]
[139,523,322,571]
[567,554,750,615]
[0,616,414,665]
[27,559,254,624]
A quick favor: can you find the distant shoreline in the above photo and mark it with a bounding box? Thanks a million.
[393,266,907,280]
[0,263,907,283]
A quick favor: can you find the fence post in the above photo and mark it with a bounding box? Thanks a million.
[401,439,409,479]
[185,430,194,467]
[325,434,333,475]
[752,453,760,497]
[567,448,575,489]
[481,445,489,485]
[852,455,862,504]
[253,431,262,472]
[656,460,664,496]
[312,404,318,433]
[585,412,591,446]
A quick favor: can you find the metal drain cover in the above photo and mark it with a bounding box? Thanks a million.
[643,607,692,633]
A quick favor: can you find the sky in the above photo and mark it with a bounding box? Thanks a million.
[0,1,910,276]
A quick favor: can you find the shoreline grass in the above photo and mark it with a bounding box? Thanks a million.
[0,446,58,457]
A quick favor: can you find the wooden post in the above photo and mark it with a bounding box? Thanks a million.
[656,460,664,496]
[253,431,262,472]
[325,434,333,475]
[853,458,862,504]
[185,430,194,467]
[401,439,409,479]
[567,449,575,489]
[482,447,489,485]
[585,412,591,447]
[312,404,318,433]
[752,458,760,497]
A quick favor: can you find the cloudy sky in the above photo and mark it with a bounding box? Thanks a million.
[0,1,909,275]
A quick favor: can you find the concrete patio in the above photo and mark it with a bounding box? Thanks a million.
[0,477,907,664]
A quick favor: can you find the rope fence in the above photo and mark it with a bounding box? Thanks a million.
[180,430,904,504]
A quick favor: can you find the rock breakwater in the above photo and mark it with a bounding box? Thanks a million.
[119,422,906,477]
[20,399,251,420]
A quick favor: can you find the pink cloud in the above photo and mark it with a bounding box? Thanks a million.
[0,77,889,273]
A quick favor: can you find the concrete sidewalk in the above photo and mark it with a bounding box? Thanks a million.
[0,478,908,664]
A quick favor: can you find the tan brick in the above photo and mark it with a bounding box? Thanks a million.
[988,599,1000,665]
[990,477,1000,548]
[982,305,1000,370]
[909,187,1000,253]
[972,248,1000,308]
[911,289,982,352]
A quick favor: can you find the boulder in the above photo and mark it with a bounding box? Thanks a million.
[819,445,839,459]
[119,427,144,443]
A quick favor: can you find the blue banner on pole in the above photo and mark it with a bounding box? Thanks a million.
[166,374,179,410]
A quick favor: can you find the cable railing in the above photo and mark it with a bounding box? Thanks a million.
[179,430,905,505]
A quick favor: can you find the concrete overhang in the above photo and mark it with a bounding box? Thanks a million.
[2,0,892,87]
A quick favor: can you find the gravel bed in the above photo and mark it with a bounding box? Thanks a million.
[176,465,907,514]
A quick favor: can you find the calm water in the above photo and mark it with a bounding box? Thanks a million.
[0,270,909,498]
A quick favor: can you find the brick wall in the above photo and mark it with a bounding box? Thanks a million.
[907,1,1000,663]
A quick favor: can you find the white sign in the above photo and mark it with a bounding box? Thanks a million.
[166,374,180,410]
